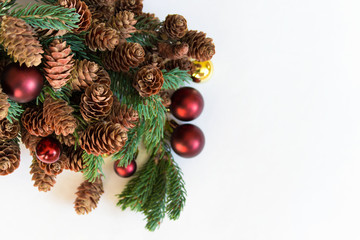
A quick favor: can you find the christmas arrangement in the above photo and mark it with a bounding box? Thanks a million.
[0,0,215,231]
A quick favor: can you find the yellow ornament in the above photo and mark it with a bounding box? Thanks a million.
[192,60,214,83]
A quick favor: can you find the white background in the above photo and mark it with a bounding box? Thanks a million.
[2,0,360,239]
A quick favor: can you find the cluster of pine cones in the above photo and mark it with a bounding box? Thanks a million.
[0,0,215,215]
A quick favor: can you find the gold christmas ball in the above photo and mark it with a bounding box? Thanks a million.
[192,60,214,83]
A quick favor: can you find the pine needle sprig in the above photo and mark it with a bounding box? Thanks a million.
[36,84,72,105]
[127,15,162,47]
[162,68,192,90]
[6,99,23,123]
[127,32,160,47]
[35,0,58,5]
[135,15,161,31]
[9,3,80,31]
[0,0,15,17]
[82,151,104,183]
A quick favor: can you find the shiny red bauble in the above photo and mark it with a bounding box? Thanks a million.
[1,63,44,103]
[171,124,205,158]
[170,87,204,121]
[114,160,137,178]
[36,137,62,164]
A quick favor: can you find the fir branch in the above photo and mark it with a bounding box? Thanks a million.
[36,84,71,105]
[0,0,15,17]
[6,99,24,123]
[135,15,161,31]
[9,3,80,31]
[82,151,104,183]
[36,0,58,5]
[162,68,192,90]
[127,15,162,47]
[127,31,160,47]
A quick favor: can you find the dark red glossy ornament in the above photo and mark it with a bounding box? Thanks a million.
[1,63,44,103]
[114,160,137,178]
[36,137,62,164]
[170,87,204,121]
[171,124,205,158]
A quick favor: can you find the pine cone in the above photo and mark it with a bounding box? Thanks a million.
[0,141,20,176]
[108,11,137,39]
[43,39,74,89]
[0,88,9,121]
[79,122,127,156]
[116,0,143,15]
[142,52,166,69]
[36,28,67,38]
[0,16,43,67]
[43,97,77,136]
[37,153,67,176]
[182,30,215,62]
[165,57,195,74]
[22,107,53,137]
[80,83,113,122]
[164,14,188,39]
[30,158,56,192]
[108,98,139,131]
[59,0,92,33]
[85,0,115,7]
[74,177,104,214]
[88,4,115,22]
[0,118,19,140]
[159,91,171,108]
[133,65,164,97]
[57,133,76,147]
[85,23,120,51]
[64,146,84,172]
[158,42,189,60]
[103,42,145,72]
[71,59,111,91]
[21,127,41,153]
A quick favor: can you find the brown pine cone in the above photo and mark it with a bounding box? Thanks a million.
[103,42,145,72]
[74,177,104,215]
[30,158,56,192]
[71,59,111,91]
[158,42,189,60]
[43,97,77,136]
[108,11,137,39]
[22,107,53,137]
[116,0,143,15]
[164,14,188,39]
[37,153,67,176]
[89,4,115,22]
[64,146,84,172]
[165,57,195,74]
[0,141,20,175]
[57,133,76,147]
[43,39,74,89]
[79,122,127,156]
[0,16,43,67]
[142,53,166,69]
[85,23,120,51]
[85,0,115,7]
[0,88,9,121]
[182,30,215,62]
[133,65,164,97]
[108,98,139,131]
[159,91,171,108]
[59,0,92,33]
[21,127,41,153]
[36,28,67,38]
[80,83,113,122]
[0,118,19,140]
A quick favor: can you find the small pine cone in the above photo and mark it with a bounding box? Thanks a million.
[21,127,41,153]
[133,65,164,97]
[159,91,171,108]
[0,141,20,176]
[30,158,56,192]
[57,134,75,147]
[36,28,67,38]
[71,59,111,91]
[158,42,189,60]
[164,14,188,39]
[64,146,84,172]
[0,118,19,140]
[0,88,9,121]
[22,107,53,137]
[103,42,145,72]
[116,0,143,15]
[85,23,120,52]
[89,5,115,22]
[108,98,139,131]
[37,153,67,176]
[43,39,74,89]
[165,57,195,74]
[108,11,137,39]
[80,83,113,122]
[74,177,104,215]
[182,30,215,62]
[142,53,166,69]
[79,122,128,156]
[0,16,43,67]
[59,0,92,33]
[43,97,77,136]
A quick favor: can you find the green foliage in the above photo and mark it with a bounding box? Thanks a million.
[36,0,58,5]
[36,84,72,105]
[127,15,162,47]
[6,99,23,123]
[0,0,15,17]
[9,3,80,31]
[82,151,104,183]
[135,14,161,31]
[162,68,192,90]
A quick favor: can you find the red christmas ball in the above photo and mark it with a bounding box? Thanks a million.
[171,124,205,158]
[1,63,44,103]
[36,137,62,164]
[114,160,137,178]
[170,87,204,121]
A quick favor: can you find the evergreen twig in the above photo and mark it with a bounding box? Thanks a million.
[82,151,104,183]
[162,68,192,90]
[36,84,72,105]
[6,99,24,123]
[0,0,15,17]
